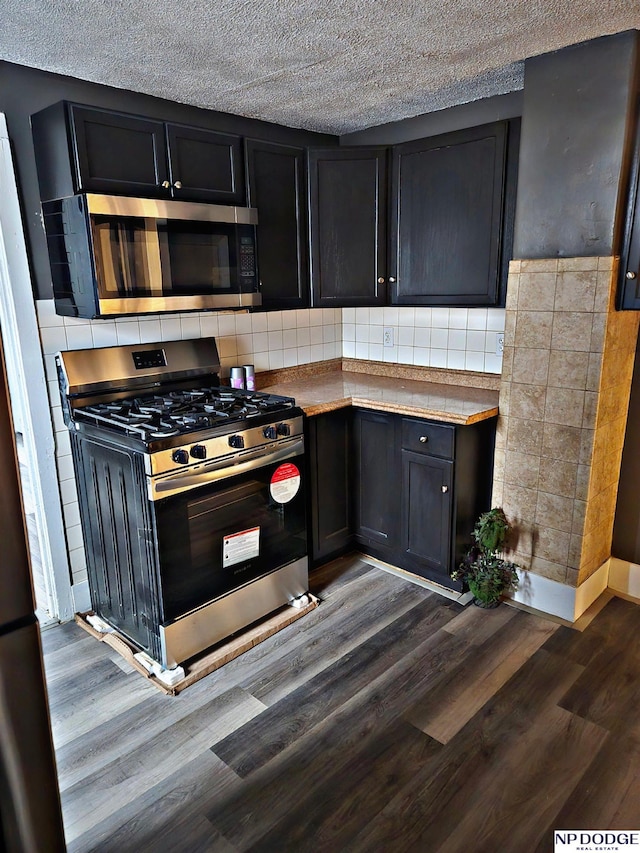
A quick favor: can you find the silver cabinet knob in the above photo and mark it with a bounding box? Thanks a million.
[626,271,637,280]
[378,277,385,284]
[161,180,170,189]
[441,485,448,493]
[419,436,428,443]
[174,180,183,189]
[389,277,396,283]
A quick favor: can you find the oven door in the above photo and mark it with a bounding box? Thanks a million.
[153,439,307,625]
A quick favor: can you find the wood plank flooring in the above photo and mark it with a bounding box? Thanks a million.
[41,554,640,852]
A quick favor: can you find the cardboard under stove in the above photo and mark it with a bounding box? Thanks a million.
[74,594,319,696]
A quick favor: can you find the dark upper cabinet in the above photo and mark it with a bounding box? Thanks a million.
[390,121,509,306]
[308,147,388,308]
[68,106,168,198]
[165,123,244,203]
[246,139,309,309]
[618,106,640,309]
[31,102,244,204]
[307,121,518,309]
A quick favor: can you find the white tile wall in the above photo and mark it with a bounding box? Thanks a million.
[36,300,504,587]
[341,306,505,374]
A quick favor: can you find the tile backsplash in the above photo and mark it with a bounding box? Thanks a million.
[343,306,505,373]
[37,302,343,377]
[36,299,503,588]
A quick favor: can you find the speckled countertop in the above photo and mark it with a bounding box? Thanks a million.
[260,369,499,425]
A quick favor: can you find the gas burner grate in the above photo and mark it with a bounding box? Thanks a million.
[72,384,297,444]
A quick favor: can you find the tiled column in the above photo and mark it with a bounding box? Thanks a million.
[492,258,639,587]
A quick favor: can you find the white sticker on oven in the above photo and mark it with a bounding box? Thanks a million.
[270,462,301,504]
[223,526,260,568]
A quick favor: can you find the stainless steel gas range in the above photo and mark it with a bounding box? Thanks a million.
[57,338,308,668]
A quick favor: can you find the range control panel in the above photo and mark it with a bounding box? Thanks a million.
[132,348,167,370]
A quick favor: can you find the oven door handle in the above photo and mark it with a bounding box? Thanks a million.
[149,437,304,500]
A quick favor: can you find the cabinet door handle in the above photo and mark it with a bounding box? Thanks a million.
[441,485,448,493]
[161,180,171,189]
[627,271,637,280]
[389,277,397,283]
[378,277,385,284]
[419,435,428,443]
[173,180,183,189]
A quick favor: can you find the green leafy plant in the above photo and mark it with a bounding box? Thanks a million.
[452,507,519,607]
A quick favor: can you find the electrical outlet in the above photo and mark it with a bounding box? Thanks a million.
[495,332,504,356]
[383,327,394,348]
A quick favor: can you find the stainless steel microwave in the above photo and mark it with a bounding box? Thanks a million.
[41,193,261,318]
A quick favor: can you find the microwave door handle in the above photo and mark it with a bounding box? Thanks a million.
[116,222,133,294]
[149,437,304,501]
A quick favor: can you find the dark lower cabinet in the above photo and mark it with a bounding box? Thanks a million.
[309,407,496,590]
[352,409,399,558]
[401,450,453,586]
[307,408,352,564]
[245,139,309,309]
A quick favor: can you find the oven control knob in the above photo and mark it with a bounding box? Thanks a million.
[277,422,291,437]
[172,448,190,465]
[263,425,277,440]
[190,444,207,460]
[228,434,245,449]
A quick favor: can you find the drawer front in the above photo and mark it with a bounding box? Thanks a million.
[401,418,455,459]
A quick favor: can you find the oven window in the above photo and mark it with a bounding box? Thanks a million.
[91,215,163,296]
[159,220,234,292]
[155,462,307,622]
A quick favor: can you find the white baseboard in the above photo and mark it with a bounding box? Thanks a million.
[607,557,640,601]
[71,581,91,614]
[508,560,610,622]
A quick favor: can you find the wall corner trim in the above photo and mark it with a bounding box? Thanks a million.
[608,557,640,601]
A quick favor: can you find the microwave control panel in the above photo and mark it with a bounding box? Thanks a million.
[239,236,256,278]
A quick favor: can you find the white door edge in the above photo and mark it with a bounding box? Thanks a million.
[0,113,73,621]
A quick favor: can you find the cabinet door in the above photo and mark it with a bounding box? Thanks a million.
[309,148,388,307]
[401,450,453,585]
[307,409,351,563]
[68,105,169,197]
[390,122,507,306]
[618,105,640,308]
[166,123,244,203]
[246,139,309,309]
[353,409,398,551]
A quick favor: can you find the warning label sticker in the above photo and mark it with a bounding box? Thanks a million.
[270,462,301,504]
[223,526,260,568]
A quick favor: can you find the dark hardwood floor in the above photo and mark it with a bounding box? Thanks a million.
[41,555,640,852]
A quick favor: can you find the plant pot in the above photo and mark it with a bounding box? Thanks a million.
[468,579,502,609]
[472,597,501,609]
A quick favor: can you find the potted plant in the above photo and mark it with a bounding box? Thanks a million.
[452,507,519,608]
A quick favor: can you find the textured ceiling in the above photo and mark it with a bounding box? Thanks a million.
[0,1,638,134]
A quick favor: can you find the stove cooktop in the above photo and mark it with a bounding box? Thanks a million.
[72,387,297,444]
